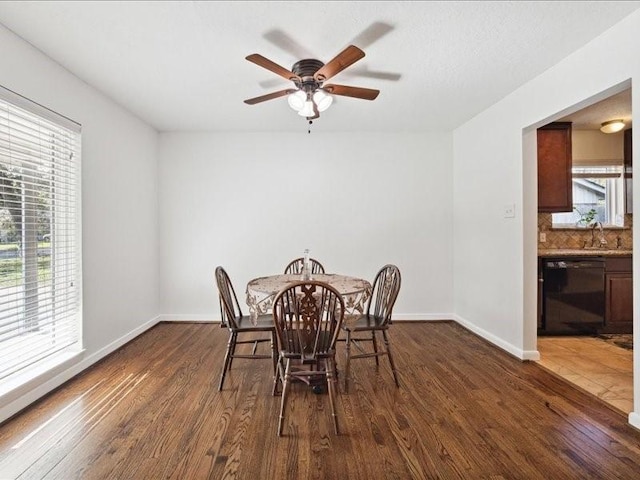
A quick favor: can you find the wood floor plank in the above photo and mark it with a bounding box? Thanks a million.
[40,324,213,479]
[1,321,640,479]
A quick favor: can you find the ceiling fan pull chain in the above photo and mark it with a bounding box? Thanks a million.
[308,120,312,134]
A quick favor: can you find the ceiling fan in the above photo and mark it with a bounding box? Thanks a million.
[243,45,380,121]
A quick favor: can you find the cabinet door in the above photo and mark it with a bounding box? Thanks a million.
[624,128,632,214]
[538,122,573,212]
[624,128,632,168]
[604,273,633,333]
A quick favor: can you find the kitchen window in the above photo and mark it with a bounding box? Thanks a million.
[552,165,625,227]
[0,86,82,397]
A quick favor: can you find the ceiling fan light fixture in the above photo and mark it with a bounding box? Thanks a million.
[600,119,625,134]
[313,89,333,112]
[298,100,315,117]
[287,90,306,111]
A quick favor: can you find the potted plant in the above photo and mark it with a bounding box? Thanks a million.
[574,207,597,227]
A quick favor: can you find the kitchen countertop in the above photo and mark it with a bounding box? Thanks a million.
[538,248,632,257]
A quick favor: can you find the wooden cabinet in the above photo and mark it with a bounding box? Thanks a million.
[624,128,632,214]
[604,256,633,333]
[538,122,573,212]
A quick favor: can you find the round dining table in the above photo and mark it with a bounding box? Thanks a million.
[246,273,372,324]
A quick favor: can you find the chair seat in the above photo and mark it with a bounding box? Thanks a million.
[234,314,275,331]
[343,314,387,332]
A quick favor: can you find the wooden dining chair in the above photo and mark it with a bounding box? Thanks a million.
[272,281,344,436]
[284,257,326,275]
[342,264,401,392]
[215,266,277,391]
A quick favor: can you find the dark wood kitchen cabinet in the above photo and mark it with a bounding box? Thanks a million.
[538,122,573,212]
[624,128,632,167]
[604,256,633,334]
[624,128,632,214]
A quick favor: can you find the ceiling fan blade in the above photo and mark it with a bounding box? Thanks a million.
[244,89,297,105]
[349,22,394,50]
[263,29,316,61]
[246,54,301,82]
[341,66,402,82]
[314,45,365,82]
[323,84,380,101]
[258,77,290,89]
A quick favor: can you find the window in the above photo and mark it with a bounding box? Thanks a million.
[552,165,625,227]
[0,86,81,393]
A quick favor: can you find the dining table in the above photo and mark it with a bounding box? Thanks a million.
[245,273,372,324]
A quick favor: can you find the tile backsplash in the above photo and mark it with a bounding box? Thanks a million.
[538,213,633,250]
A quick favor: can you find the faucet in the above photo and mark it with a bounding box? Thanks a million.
[591,221,608,248]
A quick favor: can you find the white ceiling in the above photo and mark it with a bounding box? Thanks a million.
[0,1,638,133]
[558,88,632,131]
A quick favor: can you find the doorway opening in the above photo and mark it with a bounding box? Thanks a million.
[531,82,633,415]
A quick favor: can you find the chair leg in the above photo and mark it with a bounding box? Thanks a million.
[273,353,284,396]
[271,332,280,396]
[344,329,352,393]
[277,358,291,437]
[326,357,339,435]
[271,331,278,375]
[218,331,236,391]
[371,330,380,367]
[227,332,239,371]
[382,330,400,388]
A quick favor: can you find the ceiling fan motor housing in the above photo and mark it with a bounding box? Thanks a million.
[291,59,324,93]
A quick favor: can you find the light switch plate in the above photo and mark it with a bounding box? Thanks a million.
[504,204,515,218]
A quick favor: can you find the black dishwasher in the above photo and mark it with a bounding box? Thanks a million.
[540,258,605,335]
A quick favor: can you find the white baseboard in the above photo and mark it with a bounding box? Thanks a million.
[0,315,161,424]
[157,314,218,323]
[159,309,533,361]
[629,412,640,431]
[521,350,541,361]
[157,313,453,323]
[392,313,454,321]
[452,314,537,360]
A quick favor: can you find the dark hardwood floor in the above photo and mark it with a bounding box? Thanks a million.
[1,321,639,479]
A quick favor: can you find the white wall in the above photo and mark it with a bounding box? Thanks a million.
[452,10,640,428]
[158,132,453,321]
[0,24,160,422]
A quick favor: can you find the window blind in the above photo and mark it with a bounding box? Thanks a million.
[0,86,81,384]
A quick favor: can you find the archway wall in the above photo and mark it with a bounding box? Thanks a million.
[452,10,640,427]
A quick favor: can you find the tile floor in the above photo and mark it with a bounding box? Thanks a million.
[536,336,633,414]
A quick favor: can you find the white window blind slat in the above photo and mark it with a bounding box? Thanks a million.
[0,323,78,359]
[0,86,81,385]
[0,319,78,352]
